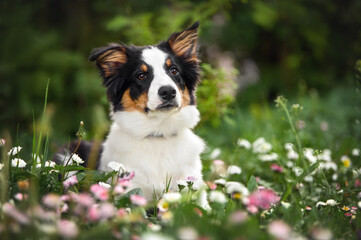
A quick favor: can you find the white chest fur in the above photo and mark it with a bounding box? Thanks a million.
[99,106,205,200]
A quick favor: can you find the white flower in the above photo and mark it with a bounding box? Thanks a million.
[284,143,294,151]
[259,153,278,161]
[210,148,221,159]
[163,192,181,203]
[141,233,173,240]
[225,181,249,196]
[304,148,317,164]
[292,167,303,177]
[237,139,251,149]
[209,191,227,204]
[11,158,27,168]
[304,175,313,182]
[71,154,84,165]
[352,148,360,156]
[252,138,272,154]
[35,160,56,168]
[32,154,42,164]
[358,201,361,209]
[316,201,326,207]
[178,227,198,240]
[319,162,338,171]
[227,165,241,175]
[318,149,332,161]
[192,183,199,191]
[214,178,227,186]
[98,182,111,189]
[286,161,294,168]
[325,199,337,206]
[8,146,22,156]
[281,201,291,209]
[107,161,124,171]
[332,173,338,181]
[287,150,299,160]
[176,180,187,187]
[0,163,4,170]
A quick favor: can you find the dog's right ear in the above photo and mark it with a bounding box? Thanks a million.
[89,44,127,78]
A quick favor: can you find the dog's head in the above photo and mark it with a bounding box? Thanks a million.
[89,22,202,138]
[90,22,200,115]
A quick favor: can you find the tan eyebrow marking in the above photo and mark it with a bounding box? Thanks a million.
[140,64,148,72]
[166,58,172,67]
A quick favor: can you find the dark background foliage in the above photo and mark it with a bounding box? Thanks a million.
[1,0,360,151]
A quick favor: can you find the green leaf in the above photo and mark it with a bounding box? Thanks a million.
[247,175,258,193]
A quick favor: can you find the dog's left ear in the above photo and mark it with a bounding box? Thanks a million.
[168,21,199,62]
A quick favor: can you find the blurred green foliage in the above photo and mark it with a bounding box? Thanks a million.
[0,0,360,149]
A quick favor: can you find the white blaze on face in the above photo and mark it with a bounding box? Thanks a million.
[142,47,181,111]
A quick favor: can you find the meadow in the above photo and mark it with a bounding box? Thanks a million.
[1,83,360,239]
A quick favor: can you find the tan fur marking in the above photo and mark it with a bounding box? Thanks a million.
[181,87,191,107]
[166,58,172,67]
[98,49,127,77]
[140,64,148,72]
[121,89,148,112]
[169,30,198,62]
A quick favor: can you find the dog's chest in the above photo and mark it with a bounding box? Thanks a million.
[99,125,205,181]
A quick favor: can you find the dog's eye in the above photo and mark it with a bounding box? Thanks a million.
[137,73,146,80]
[170,67,179,75]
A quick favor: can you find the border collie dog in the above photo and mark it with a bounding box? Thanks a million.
[61,22,205,200]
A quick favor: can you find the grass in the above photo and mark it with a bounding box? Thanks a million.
[0,86,361,239]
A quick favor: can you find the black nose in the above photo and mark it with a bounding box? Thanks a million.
[158,86,176,101]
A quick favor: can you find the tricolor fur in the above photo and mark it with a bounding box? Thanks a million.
[64,22,205,200]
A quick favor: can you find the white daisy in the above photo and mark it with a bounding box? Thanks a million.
[227,165,242,175]
[259,153,278,161]
[209,191,227,204]
[107,161,124,171]
[8,146,22,156]
[237,139,251,149]
[11,158,27,168]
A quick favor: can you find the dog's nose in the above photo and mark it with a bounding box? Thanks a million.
[158,86,176,101]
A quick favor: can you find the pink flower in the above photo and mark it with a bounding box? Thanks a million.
[43,193,61,209]
[88,204,100,222]
[88,203,115,221]
[2,203,29,224]
[268,220,292,239]
[90,184,109,201]
[63,175,78,189]
[119,171,135,182]
[270,164,283,173]
[0,138,5,146]
[206,181,217,190]
[229,211,248,224]
[213,160,225,166]
[57,220,78,238]
[60,195,70,202]
[246,189,280,212]
[74,193,94,207]
[130,195,147,206]
[344,212,353,217]
[117,208,128,218]
[355,179,361,188]
[14,193,28,201]
[98,203,115,219]
[113,185,125,195]
[186,176,196,185]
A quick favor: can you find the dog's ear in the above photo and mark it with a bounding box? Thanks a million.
[89,44,127,78]
[168,21,199,62]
